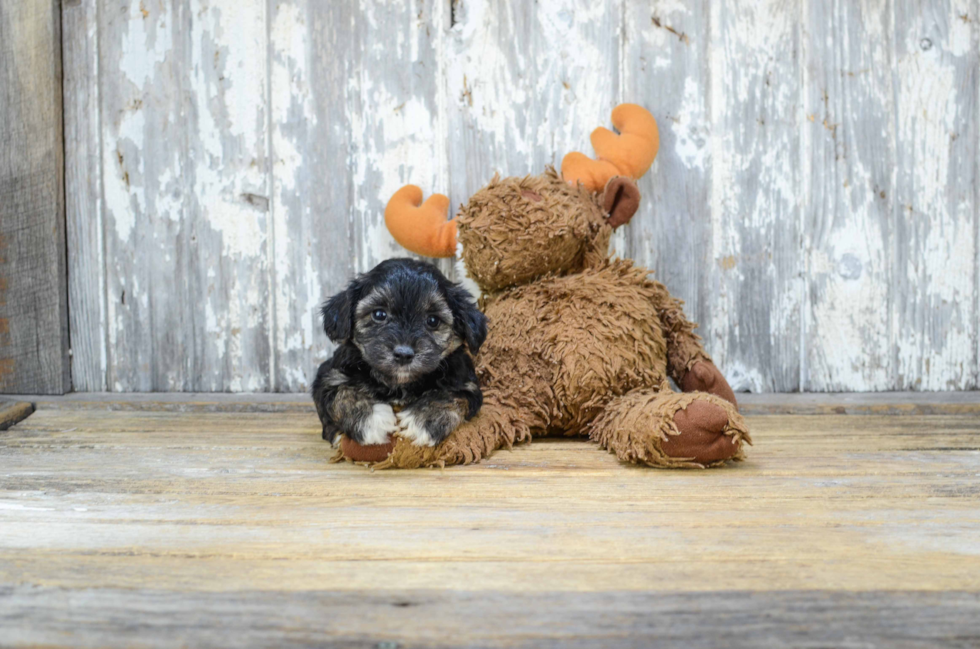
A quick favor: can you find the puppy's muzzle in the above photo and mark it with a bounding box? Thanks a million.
[393,345,415,365]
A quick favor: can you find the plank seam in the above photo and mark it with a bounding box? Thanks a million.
[58,0,74,392]
[95,0,108,393]
[265,0,277,393]
[96,0,109,392]
[975,0,980,390]
[798,0,809,392]
[887,0,900,391]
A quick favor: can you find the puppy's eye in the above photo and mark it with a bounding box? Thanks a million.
[425,315,441,330]
[372,309,387,322]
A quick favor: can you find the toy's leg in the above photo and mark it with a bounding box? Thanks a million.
[589,385,751,468]
[364,395,531,469]
[679,360,738,409]
[645,280,738,408]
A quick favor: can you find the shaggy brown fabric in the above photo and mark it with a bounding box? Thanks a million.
[589,385,750,469]
[364,164,750,470]
[456,170,609,293]
[374,256,750,469]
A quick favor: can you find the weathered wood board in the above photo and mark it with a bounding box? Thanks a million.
[0,0,70,395]
[61,0,980,392]
[1,403,979,646]
[2,588,978,648]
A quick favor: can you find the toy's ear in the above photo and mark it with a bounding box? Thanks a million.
[321,279,361,343]
[602,176,641,228]
[444,282,488,355]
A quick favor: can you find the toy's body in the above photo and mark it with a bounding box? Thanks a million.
[342,105,750,469]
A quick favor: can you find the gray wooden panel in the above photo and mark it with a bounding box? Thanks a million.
[62,0,980,392]
[267,0,354,391]
[892,0,979,390]
[625,1,803,392]
[0,0,70,395]
[2,587,979,648]
[706,1,803,392]
[624,1,712,366]
[347,0,450,277]
[445,0,622,203]
[62,0,106,392]
[804,0,897,391]
[97,0,181,391]
[96,0,272,391]
[268,0,451,392]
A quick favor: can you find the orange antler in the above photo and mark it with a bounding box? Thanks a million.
[561,104,660,192]
[384,185,457,258]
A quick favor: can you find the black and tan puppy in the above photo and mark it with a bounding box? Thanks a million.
[312,258,487,448]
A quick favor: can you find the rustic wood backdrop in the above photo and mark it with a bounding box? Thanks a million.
[61,0,979,393]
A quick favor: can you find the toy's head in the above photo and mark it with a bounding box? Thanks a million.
[384,104,659,294]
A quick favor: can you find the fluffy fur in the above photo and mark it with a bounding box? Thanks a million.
[312,259,486,447]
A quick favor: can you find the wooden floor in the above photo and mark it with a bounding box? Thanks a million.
[1,394,979,648]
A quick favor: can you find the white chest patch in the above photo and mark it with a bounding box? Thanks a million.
[358,403,400,445]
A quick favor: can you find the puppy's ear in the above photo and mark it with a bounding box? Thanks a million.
[444,283,488,355]
[321,279,361,343]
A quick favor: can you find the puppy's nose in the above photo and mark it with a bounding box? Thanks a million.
[392,345,415,365]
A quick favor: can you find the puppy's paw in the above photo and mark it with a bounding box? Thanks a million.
[357,403,401,445]
[398,405,462,447]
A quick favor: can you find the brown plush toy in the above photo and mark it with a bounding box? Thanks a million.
[341,104,750,469]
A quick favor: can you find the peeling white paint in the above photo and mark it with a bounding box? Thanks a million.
[117,4,171,87]
[103,108,145,243]
[672,77,708,171]
[892,4,977,390]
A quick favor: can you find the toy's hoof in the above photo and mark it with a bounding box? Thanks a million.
[340,435,396,463]
[663,400,739,464]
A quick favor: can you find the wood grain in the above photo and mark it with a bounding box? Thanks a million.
[62,0,107,392]
[13,390,980,415]
[707,1,803,392]
[804,0,897,391]
[268,0,352,391]
[1,410,979,593]
[61,0,980,392]
[1,405,979,646]
[625,0,712,338]
[445,1,620,189]
[0,400,33,430]
[95,0,273,391]
[2,588,978,648]
[0,0,70,395]
[892,0,979,390]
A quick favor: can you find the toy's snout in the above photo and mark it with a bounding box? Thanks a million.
[602,176,640,228]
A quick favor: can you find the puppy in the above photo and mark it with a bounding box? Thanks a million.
[312,258,487,448]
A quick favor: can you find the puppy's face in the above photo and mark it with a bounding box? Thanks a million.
[353,275,458,385]
[322,259,487,387]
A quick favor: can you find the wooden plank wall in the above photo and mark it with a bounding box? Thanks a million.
[0,0,70,395]
[62,0,980,393]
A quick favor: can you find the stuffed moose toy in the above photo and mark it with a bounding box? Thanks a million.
[340,104,750,469]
